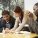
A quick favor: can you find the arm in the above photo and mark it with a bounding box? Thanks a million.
[15,17,27,32]
[11,17,19,31]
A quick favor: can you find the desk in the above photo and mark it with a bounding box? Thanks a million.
[0,31,38,38]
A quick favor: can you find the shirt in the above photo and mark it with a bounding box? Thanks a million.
[6,22,11,29]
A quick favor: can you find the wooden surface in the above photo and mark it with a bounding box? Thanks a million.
[0,31,38,38]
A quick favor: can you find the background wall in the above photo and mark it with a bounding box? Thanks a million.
[0,0,24,18]
[0,0,38,18]
[24,0,38,12]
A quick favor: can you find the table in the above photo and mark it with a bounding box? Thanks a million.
[0,31,38,38]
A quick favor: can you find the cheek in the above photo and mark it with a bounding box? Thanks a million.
[3,16,8,20]
[15,13,19,17]
[3,17,7,20]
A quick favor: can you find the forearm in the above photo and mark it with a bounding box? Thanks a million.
[15,19,26,32]
[11,17,19,31]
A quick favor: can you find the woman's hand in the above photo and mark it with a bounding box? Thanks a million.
[10,29,15,33]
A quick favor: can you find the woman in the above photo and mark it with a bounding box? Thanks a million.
[12,6,37,32]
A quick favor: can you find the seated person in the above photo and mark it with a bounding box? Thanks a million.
[0,10,15,32]
[11,6,37,34]
[11,6,32,32]
[32,2,38,34]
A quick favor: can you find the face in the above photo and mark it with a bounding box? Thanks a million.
[2,14,10,21]
[33,5,38,16]
[14,13,20,17]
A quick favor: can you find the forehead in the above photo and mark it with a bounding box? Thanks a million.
[33,5,38,9]
[2,14,9,17]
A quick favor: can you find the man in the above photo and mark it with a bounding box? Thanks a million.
[33,3,38,34]
[0,10,15,32]
[29,3,38,34]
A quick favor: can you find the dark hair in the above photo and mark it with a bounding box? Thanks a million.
[14,6,24,22]
[2,10,10,15]
[34,3,38,6]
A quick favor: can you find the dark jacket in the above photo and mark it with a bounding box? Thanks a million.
[28,18,38,34]
[0,16,15,32]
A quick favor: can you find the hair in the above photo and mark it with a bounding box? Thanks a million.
[14,6,24,22]
[2,10,10,15]
[33,3,38,10]
[34,2,38,6]
[2,10,15,24]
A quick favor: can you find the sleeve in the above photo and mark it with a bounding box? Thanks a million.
[15,16,27,32]
[12,17,19,31]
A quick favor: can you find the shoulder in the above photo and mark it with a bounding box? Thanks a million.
[23,10,30,20]
[10,16,15,21]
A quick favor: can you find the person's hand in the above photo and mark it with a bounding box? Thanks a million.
[5,28,10,33]
[10,29,15,33]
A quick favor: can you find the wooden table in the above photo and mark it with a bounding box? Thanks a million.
[0,31,38,38]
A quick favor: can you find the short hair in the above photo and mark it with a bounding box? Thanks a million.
[2,10,10,15]
[34,3,38,6]
[33,3,38,10]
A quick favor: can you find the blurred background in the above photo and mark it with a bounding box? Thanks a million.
[0,0,38,18]
[0,0,24,18]
[24,0,38,12]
